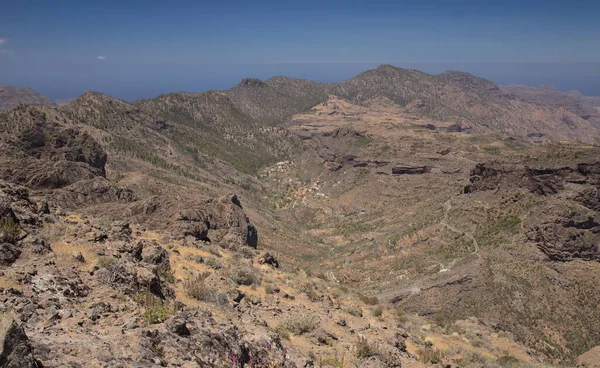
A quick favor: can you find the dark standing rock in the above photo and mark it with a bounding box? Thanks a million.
[0,243,21,265]
[246,223,258,248]
[38,200,50,215]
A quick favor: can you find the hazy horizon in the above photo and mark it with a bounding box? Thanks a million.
[1,62,599,102]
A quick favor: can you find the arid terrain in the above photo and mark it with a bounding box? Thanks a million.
[1,65,599,367]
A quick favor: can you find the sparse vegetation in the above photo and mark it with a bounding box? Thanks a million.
[419,347,444,364]
[320,355,345,367]
[396,307,408,324]
[184,272,215,301]
[372,306,383,317]
[357,293,379,305]
[96,256,117,268]
[157,266,176,284]
[0,217,20,242]
[231,267,259,286]
[298,281,319,301]
[141,304,173,324]
[273,324,291,340]
[344,306,363,318]
[282,313,318,335]
[355,336,377,358]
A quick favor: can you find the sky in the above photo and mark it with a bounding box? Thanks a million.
[1,0,599,100]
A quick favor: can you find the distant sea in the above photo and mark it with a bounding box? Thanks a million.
[2,62,598,102]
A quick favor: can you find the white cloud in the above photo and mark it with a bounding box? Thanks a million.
[97,55,107,61]
[0,39,9,55]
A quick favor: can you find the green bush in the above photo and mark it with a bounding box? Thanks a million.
[274,324,290,340]
[141,305,173,324]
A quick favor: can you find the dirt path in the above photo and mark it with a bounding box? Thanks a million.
[441,199,480,255]
[375,198,481,300]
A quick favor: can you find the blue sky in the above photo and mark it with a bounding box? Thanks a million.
[1,0,599,100]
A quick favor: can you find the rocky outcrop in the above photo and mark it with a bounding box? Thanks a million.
[259,252,280,268]
[128,194,258,249]
[0,181,41,265]
[0,106,107,189]
[0,316,41,368]
[392,165,430,175]
[531,210,600,262]
[50,177,136,209]
[464,162,579,195]
[238,78,265,88]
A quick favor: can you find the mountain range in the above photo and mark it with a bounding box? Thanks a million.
[0,65,599,367]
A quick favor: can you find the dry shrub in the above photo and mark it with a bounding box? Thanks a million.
[298,281,319,301]
[282,313,318,335]
[184,271,214,301]
[372,306,383,317]
[355,336,377,358]
[357,293,379,305]
[420,347,444,364]
[344,306,363,317]
[231,267,259,286]
[0,217,20,243]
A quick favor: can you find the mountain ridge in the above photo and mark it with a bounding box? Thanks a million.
[0,85,57,110]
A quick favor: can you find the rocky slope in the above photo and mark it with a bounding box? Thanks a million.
[500,84,600,129]
[0,86,56,111]
[334,65,600,144]
[226,77,330,126]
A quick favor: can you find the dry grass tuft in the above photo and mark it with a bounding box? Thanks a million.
[183,271,214,301]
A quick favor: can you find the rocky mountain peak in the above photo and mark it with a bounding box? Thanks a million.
[238,78,265,88]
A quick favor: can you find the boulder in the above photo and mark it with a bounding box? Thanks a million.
[258,252,280,268]
[0,316,40,368]
[141,243,169,268]
[165,313,191,337]
[0,243,21,265]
